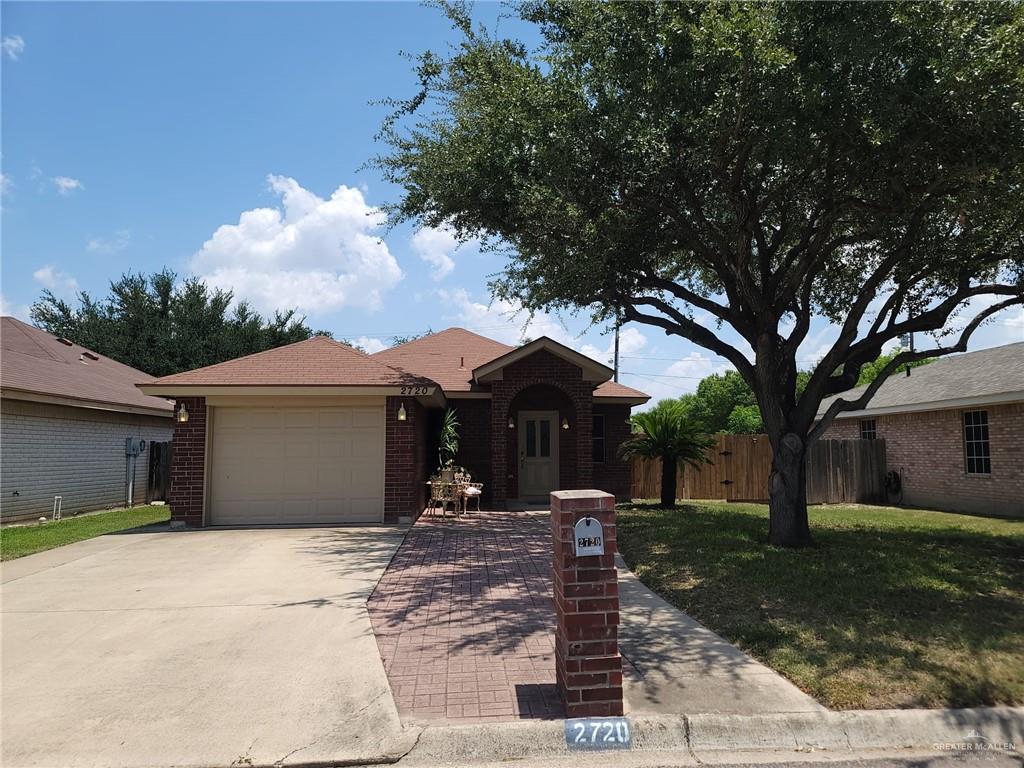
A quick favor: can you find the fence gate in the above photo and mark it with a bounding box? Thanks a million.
[147,441,173,503]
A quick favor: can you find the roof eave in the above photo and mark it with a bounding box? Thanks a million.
[824,389,1024,419]
[1,387,173,418]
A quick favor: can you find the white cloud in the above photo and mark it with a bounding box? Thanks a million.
[87,229,131,254]
[33,265,79,297]
[53,176,83,195]
[190,175,403,316]
[2,35,24,61]
[352,335,388,354]
[410,225,460,281]
[0,173,12,197]
[438,287,572,346]
[0,294,31,321]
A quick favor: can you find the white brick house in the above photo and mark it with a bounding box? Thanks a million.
[1,317,174,522]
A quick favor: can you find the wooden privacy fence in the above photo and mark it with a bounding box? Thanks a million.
[630,434,886,505]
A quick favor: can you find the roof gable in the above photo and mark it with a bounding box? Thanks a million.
[473,336,614,384]
[0,316,173,415]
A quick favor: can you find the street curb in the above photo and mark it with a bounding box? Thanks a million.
[396,707,1023,765]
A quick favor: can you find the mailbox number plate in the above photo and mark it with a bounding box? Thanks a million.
[574,516,605,556]
[565,717,631,750]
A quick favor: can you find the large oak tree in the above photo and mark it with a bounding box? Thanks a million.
[378,1,1024,546]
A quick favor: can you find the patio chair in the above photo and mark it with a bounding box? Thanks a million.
[428,479,462,517]
[455,472,483,514]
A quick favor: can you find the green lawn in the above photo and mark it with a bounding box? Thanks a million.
[617,501,1024,710]
[1,505,171,560]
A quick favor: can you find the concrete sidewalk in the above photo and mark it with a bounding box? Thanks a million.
[617,554,823,716]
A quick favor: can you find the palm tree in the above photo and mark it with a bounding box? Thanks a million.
[618,403,713,508]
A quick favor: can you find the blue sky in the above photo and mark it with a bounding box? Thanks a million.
[2,2,1021,406]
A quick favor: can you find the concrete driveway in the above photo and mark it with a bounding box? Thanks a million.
[1,525,414,768]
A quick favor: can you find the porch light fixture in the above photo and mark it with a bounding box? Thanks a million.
[508,417,515,429]
[561,417,570,430]
[175,403,189,424]
[397,403,408,422]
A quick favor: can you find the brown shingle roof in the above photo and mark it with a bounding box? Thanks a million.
[593,380,650,401]
[373,327,648,401]
[0,316,173,414]
[147,335,433,388]
[373,328,513,392]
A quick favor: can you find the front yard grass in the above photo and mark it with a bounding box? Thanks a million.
[617,501,1023,710]
[1,505,170,560]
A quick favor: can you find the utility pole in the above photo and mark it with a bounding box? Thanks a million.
[613,310,621,383]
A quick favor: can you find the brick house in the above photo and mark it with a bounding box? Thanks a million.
[819,342,1023,518]
[138,328,648,527]
[1,316,174,522]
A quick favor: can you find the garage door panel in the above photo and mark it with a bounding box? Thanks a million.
[284,410,317,429]
[210,405,385,526]
[352,408,383,428]
[318,409,353,429]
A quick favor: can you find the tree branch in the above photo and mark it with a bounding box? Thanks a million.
[808,296,1024,442]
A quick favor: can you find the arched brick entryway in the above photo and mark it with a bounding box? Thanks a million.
[488,350,593,506]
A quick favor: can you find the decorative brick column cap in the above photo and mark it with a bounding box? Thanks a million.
[550,489,614,511]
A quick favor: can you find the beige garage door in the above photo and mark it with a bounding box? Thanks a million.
[209,406,384,526]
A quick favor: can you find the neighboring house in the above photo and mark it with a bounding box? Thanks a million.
[818,342,1023,518]
[0,317,174,523]
[138,328,648,527]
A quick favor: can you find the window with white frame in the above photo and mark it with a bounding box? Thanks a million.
[963,410,991,475]
[859,418,877,440]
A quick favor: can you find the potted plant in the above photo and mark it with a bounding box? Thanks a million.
[437,408,460,482]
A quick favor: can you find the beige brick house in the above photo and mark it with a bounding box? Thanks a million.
[819,342,1023,518]
[0,317,174,522]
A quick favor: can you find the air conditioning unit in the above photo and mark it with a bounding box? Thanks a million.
[125,437,147,456]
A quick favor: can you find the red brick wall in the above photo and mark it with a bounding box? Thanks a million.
[821,402,1023,517]
[489,350,594,505]
[594,404,633,500]
[449,398,493,504]
[385,396,426,522]
[169,397,206,527]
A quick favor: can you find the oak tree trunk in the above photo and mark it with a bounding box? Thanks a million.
[660,457,678,508]
[767,432,813,547]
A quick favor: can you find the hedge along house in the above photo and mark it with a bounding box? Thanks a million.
[1,316,174,522]
[818,341,1024,518]
[138,328,648,527]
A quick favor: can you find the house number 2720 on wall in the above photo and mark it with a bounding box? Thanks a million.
[573,517,605,557]
[399,386,430,395]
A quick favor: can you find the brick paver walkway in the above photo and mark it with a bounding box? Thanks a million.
[367,510,562,723]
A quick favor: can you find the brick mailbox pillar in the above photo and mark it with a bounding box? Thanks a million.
[550,489,623,717]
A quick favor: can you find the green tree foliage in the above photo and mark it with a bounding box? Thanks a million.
[378,1,1024,546]
[30,270,325,377]
[618,404,713,508]
[726,405,764,435]
[856,350,933,385]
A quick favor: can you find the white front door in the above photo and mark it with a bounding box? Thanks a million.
[518,410,559,499]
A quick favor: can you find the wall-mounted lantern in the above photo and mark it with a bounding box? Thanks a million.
[508,416,515,429]
[175,403,189,423]
[561,417,570,430]
[397,403,408,422]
